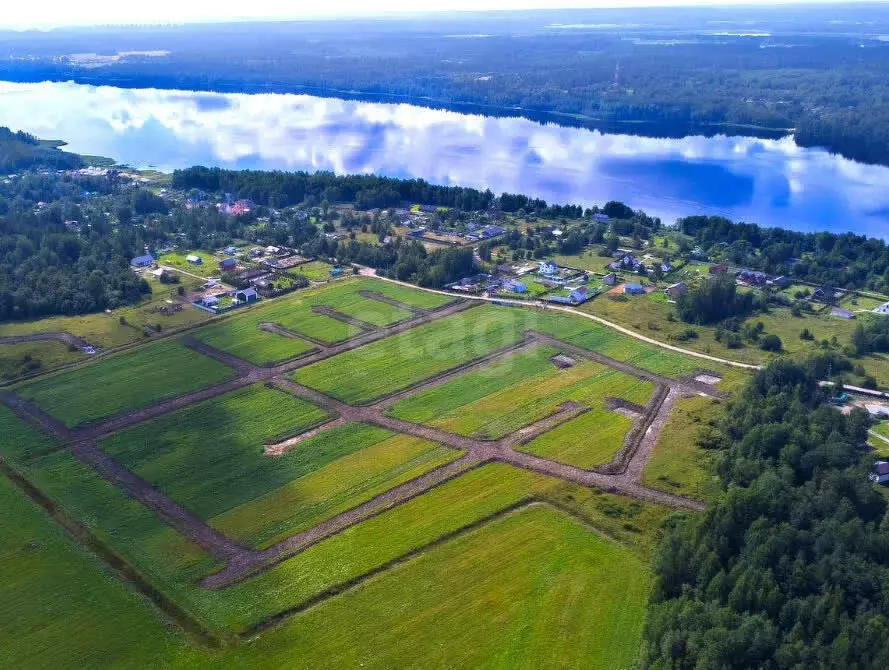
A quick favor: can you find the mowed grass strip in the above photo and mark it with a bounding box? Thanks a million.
[16,339,235,428]
[215,505,651,670]
[359,279,454,311]
[99,384,330,520]
[211,424,462,549]
[0,474,186,669]
[293,305,530,404]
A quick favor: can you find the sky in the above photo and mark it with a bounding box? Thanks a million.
[1,0,883,30]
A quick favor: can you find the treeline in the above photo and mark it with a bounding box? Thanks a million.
[0,171,152,319]
[0,126,82,173]
[675,275,759,325]
[680,215,889,294]
[642,359,889,667]
[173,167,495,211]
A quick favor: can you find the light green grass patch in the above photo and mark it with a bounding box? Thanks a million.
[211,424,462,548]
[159,250,221,277]
[0,340,85,382]
[521,408,634,469]
[290,260,334,281]
[220,505,651,670]
[99,384,329,520]
[294,305,530,404]
[642,395,724,502]
[17,340,235,428]
[193,313,316,366]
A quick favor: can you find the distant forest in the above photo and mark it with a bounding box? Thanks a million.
[3,7,889,165]
[0,127,82,173]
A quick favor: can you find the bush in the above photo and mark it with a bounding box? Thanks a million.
[759,334,783,351]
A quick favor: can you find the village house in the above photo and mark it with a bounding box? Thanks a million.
[813,287,839,303]
[150,268,166,280]
[538,261,559,277]
[593,213,610,223]
[661,260,673,274]
[709,263,728,275]
[609,253,644,273]
[131,254,154,268]
[504,279,528,294]
[602,272,617,286]
[737,269,767,286]
[624,283,646,295]
[771,275,791,288]
[201,295,219,308]
[664,282,687,298]
[219,258,237,272]
[234,287,259,304]
[874,301,889,315]
[186,254,203,265]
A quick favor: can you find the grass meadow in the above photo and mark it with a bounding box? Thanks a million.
[389,344,652,467]
[641,395,724,502]
[210,423,462,549]
[99,384,331,520]
[191,278,452,366]
[17,340,235,427]
[212,505,651,670]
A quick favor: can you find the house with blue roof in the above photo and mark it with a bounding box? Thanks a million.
[504,279,528,294]
[131,254,154,268]
[624,283,646,295]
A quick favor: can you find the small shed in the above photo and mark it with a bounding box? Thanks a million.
[624,283,646,295]
[151,268,165,279]
[831,307,855,320]
[234,288,259,304]
[331,267,344,277]
[504,279,528,294]
[602,272,617,286]
[186,254,203,265]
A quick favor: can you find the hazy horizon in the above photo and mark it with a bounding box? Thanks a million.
[3,0,887,30]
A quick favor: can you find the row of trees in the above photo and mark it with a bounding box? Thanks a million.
[642,359,889,667]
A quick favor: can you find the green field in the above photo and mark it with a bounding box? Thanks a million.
[217,505,651,670]
[296,302,724,405]
[192,279,449,366]
[0,282,210,382]
[293,305,528,403]
[17,340,235,427]
[0,340,85,382]
[193,313,318,366]
[641,395,723,502]
[210,423,462,548]
[99,384,330,520]
[0,473,185,668]
[389,344,652,467]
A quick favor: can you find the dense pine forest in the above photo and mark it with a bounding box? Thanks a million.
[642,359,889,668]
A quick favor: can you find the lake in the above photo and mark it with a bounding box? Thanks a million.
[2,80,889,236]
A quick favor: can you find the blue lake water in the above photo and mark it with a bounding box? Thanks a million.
[2,80,889,237]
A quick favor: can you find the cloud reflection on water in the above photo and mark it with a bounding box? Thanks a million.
[2,81,889,235]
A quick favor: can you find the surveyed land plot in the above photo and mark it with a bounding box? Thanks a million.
[389,343,654,467]
[99,384,334,521]
[16,339,235,427]
[210,423,462,549]
[192,279,453,366]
